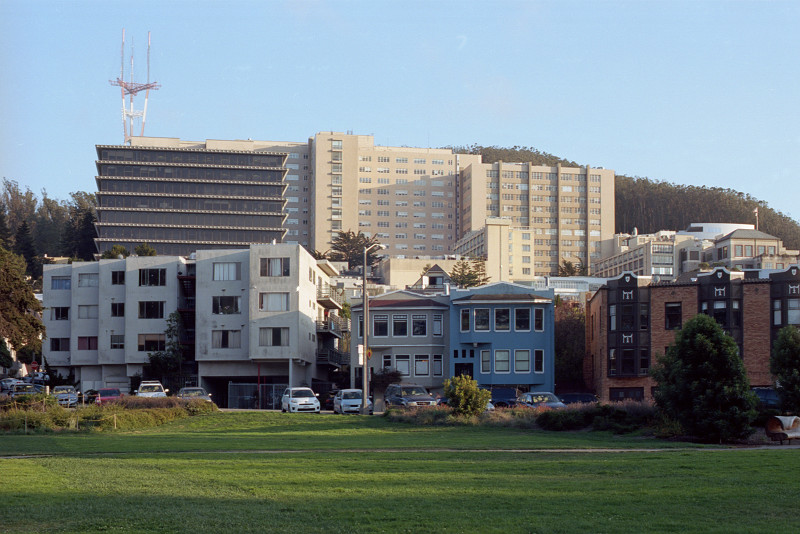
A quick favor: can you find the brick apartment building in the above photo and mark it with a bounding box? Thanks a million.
[585,266,800,402]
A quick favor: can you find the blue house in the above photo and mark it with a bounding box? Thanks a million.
[449,282,555,392]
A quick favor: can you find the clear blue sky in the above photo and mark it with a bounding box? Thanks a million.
[1,0,798,224]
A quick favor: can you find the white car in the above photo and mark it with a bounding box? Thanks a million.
[333,389,373,414]
[135,381,168,398]
[281,387,320,413]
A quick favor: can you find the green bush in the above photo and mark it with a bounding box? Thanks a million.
[536,406,595,431]
[443,375,492,417]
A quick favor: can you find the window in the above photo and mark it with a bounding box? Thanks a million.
[110,335,124,349]
[77,336,98,350]
[534,308,544,331]
[460,309,470,331]
[789,299,800,325]
[665,302,682,330]
[259,327,289,346]
[515,308,531,331]
[138,301,164,319]
[433,354,443,376]
[50,338,69,351]
[495,350,510,373]
[474,309,490,331]
[774,300,782,325]
[534,350,544,373]
[609,387,644,401]
[51,307,69,320]
[412,315,427,336]
[111,302,125,317]
[415,355,429,376]
[111,271,125,285]
[259,292,289,312]
[395,355,410,376]
[514,350,530,372]
[373,315,389,337]
[138,334,165,352]
[77,305,98,319]
[433,314,443,336]
[481,350,491,373]
[212,330,242,349]
[494,309,510,331]
[212,296,241,314]
[139,269,166,286]
[213,262,241,281]
[260,257,290,277]
[78,273,99,287]
[51,276,71,290]
[609,305,617,331]
[383,355,392,370]
[392,315,408,336]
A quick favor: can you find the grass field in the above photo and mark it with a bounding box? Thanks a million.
[2,412,798,533]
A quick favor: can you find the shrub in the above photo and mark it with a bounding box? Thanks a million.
[771,325,800,413]
[443,375,492,417]
[536,405,595,431]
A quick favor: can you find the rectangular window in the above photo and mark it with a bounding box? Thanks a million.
[494,309,510,331]
[621,349,636,375]
[474,309,490,331]
[77,305,98,319]
[213,262,241,281]
[460,309,470,331]
[138,334,166,352]
[395,355,410,376]
[212,296,241,314]
[392,315,408,336]
[78,273,99,287]
[621,304,635,329]
[640,348,650,375]
[774,300,782,325]
[212,330,242,349]
[515,349,530,372]
[415,355,429,376]
[433,314,443,336]
[138,301,164,319]
[534,308,544,331]
[258,327,289,347]
[495,350,510,373]
[111,302,125,317]
[789,299,800,325]
[139,268,166,286]
[373,315,389,337]
[433,355,443,376]
[665,302,682,330]
[260,257,290,277]
[481,350,491,373]
[77,336,98,350]
[259,292,289,312]
[515,308,531,331]
[50,338,69,351]
[110,335,124,350]
[412,315,427,336]
[640,303,649,330]
[383,355,392,370]
[51,276,71,290]
[534,349,544,373]
[609,305,617,331]
[111,271,125,285]
[51,307,69,320]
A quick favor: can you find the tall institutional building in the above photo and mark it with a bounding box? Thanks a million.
[94,133,615,275]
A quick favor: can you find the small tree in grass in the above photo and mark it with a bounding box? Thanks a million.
[771,325,800,413]
[651,314,757,442]
[444,374,491,417]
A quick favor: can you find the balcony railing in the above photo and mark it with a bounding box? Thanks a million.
[316,285,344,308]
[316,315,350,336]
[317,347,350,366]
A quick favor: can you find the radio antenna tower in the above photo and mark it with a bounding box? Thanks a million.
[110,29,160,144]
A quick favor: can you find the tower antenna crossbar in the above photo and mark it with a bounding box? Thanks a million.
[109,29,160,143]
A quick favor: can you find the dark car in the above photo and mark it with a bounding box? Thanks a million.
[480,386,520,408]
[558,392,599,405]
[385,384,437,407]
[95,388,123,405]
[322,389,339,411]
[176,387,213,403]
[752,387,780,410]
[516,392,566,410]
[10,383,38,398]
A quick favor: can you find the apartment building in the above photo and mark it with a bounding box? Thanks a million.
[42,244,347,406]
[585,266,800,402]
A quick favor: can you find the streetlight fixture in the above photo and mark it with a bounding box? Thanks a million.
[362,242,387,414]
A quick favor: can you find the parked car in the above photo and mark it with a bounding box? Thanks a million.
[52,385,79,408]
[333,389,373,414]
[384,384,437,407]
[558,392,599,405]
[95,388,123,405]
[516,392,566,410]
[280,387,320,413]
[479,386,520,408]
[82,389,99,405]
[0,378,23,393]
[321,389,339,411]
[9,383,38,398]
[752,387,780,410]
[176,387,213,403]
[135,381,168,398]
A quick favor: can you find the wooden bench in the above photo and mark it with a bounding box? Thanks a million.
[765,416,800,445]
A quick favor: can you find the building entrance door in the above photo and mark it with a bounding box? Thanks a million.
[454,363,475,379]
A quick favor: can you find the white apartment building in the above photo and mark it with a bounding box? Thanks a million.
[42,245,347,406]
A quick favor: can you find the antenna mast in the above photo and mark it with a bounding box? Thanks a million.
[110,29,160,144]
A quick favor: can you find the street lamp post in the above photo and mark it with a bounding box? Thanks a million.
[362,242,387,414]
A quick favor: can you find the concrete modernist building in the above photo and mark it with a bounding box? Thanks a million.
[95,137,295,256]
[42,244,348,406]
[585,267,800,402]
[458,162,616,275]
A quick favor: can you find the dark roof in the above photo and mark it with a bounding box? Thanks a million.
[423,264,449,275]
[717,229,778,241]
[451,293,552,303]
[352,298,449,310]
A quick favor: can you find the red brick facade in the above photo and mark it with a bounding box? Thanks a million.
[742,282,772,386]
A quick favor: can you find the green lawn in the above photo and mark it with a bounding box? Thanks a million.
[2,412,797,533]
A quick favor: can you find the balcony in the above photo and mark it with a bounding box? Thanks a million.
[316,285,344,309]
[316,315,349,337]
[317,347,349,367]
